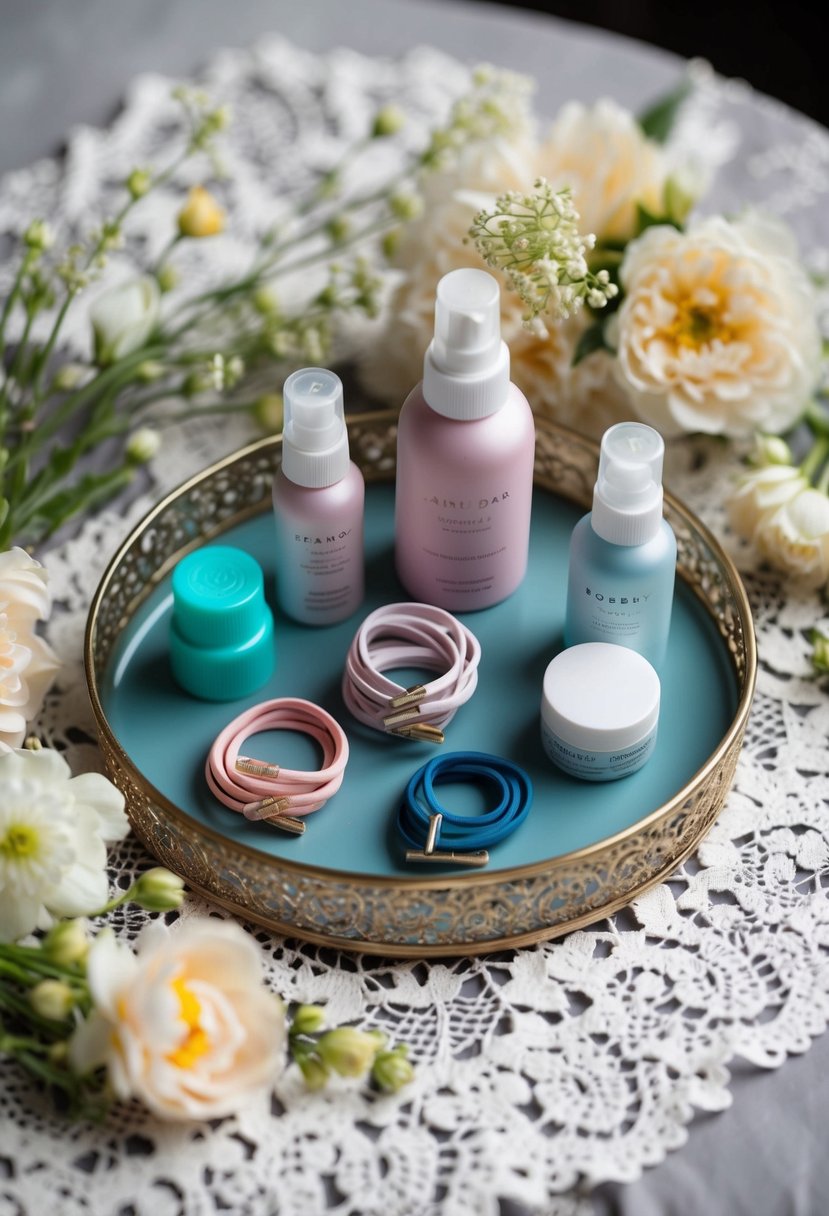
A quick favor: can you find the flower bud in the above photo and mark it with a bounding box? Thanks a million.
[136,359,166,384]
[316,1027,382,1078]
[253,285,279,316]
[371,1046,415,1093]
[178,186,225,238]
[749,433,793,468]
[132,867,185,912]
[157,264,179,294]
[389,192,423,222]
[297,1054,330,1090]
[52,363,90,392]
[48,1041,69,1065]
[812,629,829,674]
[326,216,351,245]
[291,1004,326,1036]
[24,219,55,252]
[382,229,401,261]
[30,979,75,1021]
[42,918,89,966]
[126,428,161,465]
[90,276,161,365]
[126,168,152,200]
[254,393,284,433]
[372,105,405,138]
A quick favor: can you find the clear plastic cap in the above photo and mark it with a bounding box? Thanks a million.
[591,422,665,545]
[281,367,350,488]
[422,268,510,419]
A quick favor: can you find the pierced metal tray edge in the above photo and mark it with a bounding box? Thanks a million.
[84,412,756,957]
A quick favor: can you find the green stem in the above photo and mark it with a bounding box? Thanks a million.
[0,982,71,1038]
[806,398,829,437]
[4,344,166,475]
[0,249,35,363]
[800,434,829,483]
[0,946,82,982]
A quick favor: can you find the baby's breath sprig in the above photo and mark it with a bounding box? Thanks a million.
[469,178,618,335]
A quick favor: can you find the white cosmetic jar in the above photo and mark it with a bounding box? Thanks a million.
[540,642,661,782]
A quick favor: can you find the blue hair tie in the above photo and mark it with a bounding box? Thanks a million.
[398,751,532,868]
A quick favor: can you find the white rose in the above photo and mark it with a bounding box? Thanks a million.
[69,920,287,1120]
[0,747,128,941]
[726,464,808,542]
[537,99,674,243]
[755,488,829,587]
[90,276,160,365]
[612,212,822,437]
[0,548,60,749]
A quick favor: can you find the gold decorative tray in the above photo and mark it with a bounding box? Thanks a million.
[85,413,756,957]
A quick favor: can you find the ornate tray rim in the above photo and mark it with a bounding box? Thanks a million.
[84,412,757,956]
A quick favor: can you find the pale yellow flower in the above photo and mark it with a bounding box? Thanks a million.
[536,99,674,243]
[0,548,60,749]
[612,212,821,437]
[177,186,225,238]
[69,919,286,1120]
[755,488,829,587]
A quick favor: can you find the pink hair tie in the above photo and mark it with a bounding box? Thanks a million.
[342,602,481,744]
[206,697,349,833]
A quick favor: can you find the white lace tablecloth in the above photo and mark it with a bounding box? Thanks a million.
[2,33,829,1216]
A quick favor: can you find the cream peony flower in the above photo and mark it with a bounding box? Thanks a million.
[90,276,161,365]
[69,919,286,1120]
[726,464,808,542]
[755,487,829,587]
[536,99,674,243]
[0,548,60,749]
[612,212,822,437]
[0,747,128,941]
[361,97,678,437]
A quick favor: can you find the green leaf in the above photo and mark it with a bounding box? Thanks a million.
[572,322,611,367]
[634,203,680,237]
[638,77,692,144]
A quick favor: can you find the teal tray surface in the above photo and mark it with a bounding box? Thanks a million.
[101,483,737,879]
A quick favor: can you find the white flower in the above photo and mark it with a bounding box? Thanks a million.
[536,99,676,243]
[727,464,808,542]
[0,748,128,941]
[755,487,829,587]
[90,276,161,365]
[612,212,822,437]
[0,548,60,749]
[69,919,286,1120]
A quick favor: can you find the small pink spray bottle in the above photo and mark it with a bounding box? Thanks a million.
[272,367,365,626]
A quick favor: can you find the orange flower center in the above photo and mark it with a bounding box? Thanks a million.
[167,975,211,1069]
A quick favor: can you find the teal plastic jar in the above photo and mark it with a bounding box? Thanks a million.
[169,545,275,701]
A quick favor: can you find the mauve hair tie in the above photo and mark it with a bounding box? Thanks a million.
[342,602,481,744]
[206,697,349,833]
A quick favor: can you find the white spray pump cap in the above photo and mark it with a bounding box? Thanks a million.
[422,268,510,420]
[281,367,350,488]
[590,422,666,545]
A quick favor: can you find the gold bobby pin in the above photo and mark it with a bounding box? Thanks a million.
[236,756,280,779]
[388,685,427,710]
[404,813,488,866]
[390,723,445,744]
[245,795,306,835]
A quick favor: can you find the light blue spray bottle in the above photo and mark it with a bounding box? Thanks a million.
[564,422,676,671]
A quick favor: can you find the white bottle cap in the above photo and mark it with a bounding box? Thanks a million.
[591,422,665,546]
[281,367,350,488]
[422,268,510,420]
[541,642,661,753]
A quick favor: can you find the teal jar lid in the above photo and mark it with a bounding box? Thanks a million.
[169,546,275,700]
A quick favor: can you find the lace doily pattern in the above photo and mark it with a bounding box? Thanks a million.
[2,36,829,1216]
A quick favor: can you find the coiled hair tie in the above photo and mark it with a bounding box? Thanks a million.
[342,603,481,744]
[206,697,349,833]
[398,751,533,867]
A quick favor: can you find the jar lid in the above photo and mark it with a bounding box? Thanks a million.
[541,643,660,752]
[170,546,275,701]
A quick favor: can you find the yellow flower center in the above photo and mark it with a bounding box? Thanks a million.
[0,822,41,859]
[670,302,727,348]
[167,975,211,1070]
